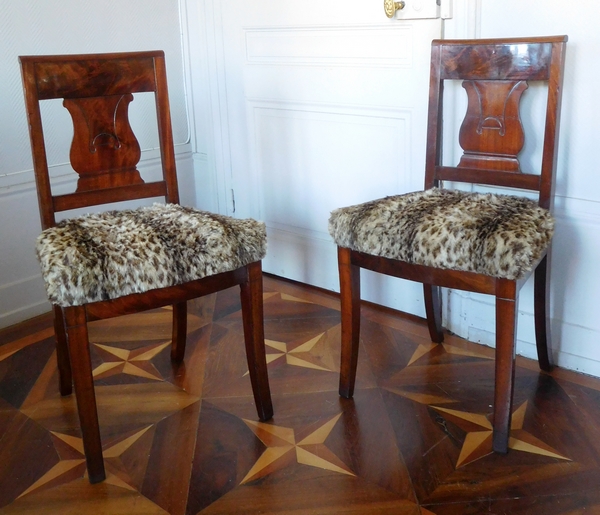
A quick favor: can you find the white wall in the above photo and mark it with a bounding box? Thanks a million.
[441,0,600,376]
[0,0,197,328]
[3,0,599,379]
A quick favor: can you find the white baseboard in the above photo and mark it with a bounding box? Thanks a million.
[446,289,600,378]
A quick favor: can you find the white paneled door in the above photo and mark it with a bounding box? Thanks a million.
[209,0,444,316]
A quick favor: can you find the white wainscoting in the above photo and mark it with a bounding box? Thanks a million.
[247,99,427,313]
[244,25,414,68]
[248,100,412,234]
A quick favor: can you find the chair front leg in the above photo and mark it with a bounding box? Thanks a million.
[338,247,361,399]
[53,305,72,396]
[240,261,273,421]
[493,294,518,454]
[63,306,106,483]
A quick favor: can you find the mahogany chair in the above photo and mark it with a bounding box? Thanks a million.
[329,36,567,454]
[19,51,273,483]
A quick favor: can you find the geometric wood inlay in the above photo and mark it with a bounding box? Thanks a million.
[241,413,354,484]
[2,277,600,514]
[431,401,570,467]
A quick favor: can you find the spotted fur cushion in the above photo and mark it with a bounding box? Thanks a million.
[329,188,554,280]
[36,203,267,307]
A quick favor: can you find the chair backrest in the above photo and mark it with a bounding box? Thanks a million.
[425,36,567,210]
[20,51,179,230]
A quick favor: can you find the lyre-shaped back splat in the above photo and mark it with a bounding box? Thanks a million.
[458,80,528,172]
[64,93,144,191]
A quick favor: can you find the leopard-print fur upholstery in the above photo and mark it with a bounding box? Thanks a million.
[36,203,267,307]
[328,188,554,280]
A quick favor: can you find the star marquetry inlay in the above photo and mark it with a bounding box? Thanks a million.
[407,342,494,366]
[92,341,171,381]
[240,413,354,484]
[18,426,154,498]
[433,401,571,467]
[244,333,335,376]
[389,385,570,468]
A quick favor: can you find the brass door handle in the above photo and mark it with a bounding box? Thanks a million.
[384,0,405,18]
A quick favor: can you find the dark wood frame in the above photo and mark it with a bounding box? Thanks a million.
[20,51,273,483]
[337,36,567,454]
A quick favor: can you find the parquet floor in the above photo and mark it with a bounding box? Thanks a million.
[2,275,600,514]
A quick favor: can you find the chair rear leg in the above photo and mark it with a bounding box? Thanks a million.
[240,261,273,421]
[534,255,553,372]
[493,295,518,454]
[171,301,187,362]
[423,284,444,344]
[63,306,106,483]
[338,247,361,399]
[53,305,73,396]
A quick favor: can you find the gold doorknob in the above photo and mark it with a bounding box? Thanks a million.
[384,0,405,18]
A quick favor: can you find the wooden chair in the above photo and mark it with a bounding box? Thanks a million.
[328,36,567,454]
[19,51,273,483]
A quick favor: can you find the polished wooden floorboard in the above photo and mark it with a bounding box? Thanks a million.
[1,275,600,514]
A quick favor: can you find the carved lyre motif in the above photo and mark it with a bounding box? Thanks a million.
[63,94,144,191]
[458,80,528,172]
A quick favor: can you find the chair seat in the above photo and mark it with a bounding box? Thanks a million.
[36,203,267,306]
[329,188,554,280]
